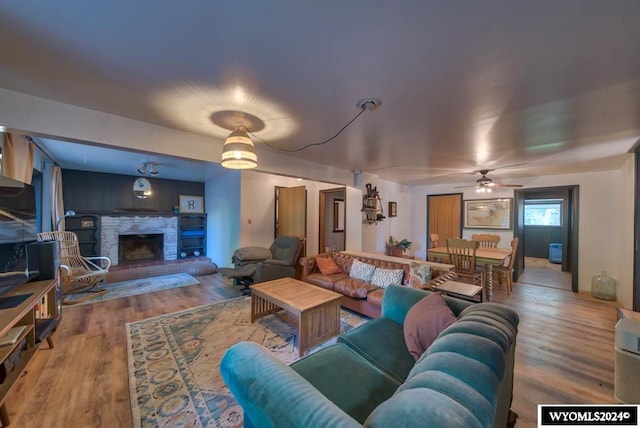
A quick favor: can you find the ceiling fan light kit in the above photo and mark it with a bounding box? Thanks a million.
[455,168,524,192]
[476,186,493,193]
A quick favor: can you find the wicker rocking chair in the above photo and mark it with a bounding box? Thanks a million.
[37,231,112,304]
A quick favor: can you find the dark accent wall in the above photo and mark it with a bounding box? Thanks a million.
[62,170,204,213]
[523,225,564,259]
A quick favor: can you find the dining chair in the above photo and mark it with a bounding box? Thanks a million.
[445,238,481,285]
[471,233,501,248]
[428,233,448,263]
[493,237,519,294]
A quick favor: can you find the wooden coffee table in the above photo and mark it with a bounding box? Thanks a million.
[251,277,342,356]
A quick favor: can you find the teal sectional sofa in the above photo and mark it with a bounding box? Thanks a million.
[220,285,519,428]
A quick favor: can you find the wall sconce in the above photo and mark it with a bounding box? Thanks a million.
[133,178,153,199]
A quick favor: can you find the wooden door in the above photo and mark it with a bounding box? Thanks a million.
[427,193,463,246]
[276,185,307,258]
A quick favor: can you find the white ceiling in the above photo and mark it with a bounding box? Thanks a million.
[36,137,225,182]
[1,1,640,185]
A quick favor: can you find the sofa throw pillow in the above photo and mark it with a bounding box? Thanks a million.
[403,293,457,360]
[370,267,404,288]
[349,259,375,282]
[408,262,432,288]
[315,256,341,275]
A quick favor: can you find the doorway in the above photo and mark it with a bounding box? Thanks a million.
[513,186,579,292]
[426,193,464,246]
[275,185,307,260]
[319,187,346,253]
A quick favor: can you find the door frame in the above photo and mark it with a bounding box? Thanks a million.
[318,187,346,253]
[513,185,579,292]
[426,193,464,246]
[634,150,640,311]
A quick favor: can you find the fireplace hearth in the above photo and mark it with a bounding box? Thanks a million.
[119,233,164,264]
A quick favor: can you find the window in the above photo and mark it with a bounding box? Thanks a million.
[524,199,562,226]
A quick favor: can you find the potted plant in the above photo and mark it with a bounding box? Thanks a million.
[385,236,412,257]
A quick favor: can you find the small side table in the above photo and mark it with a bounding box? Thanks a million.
[435,280,483,303]
[617,307,640,322]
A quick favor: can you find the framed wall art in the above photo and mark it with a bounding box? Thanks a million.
[179,195,204,213]
[388,201,397,217]
[464,198,512,230]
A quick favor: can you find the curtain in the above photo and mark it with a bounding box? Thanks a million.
[51,165,65,231]
[2,132,35,184]
[428,194,462,246]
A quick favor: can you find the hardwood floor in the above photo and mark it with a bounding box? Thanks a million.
[520,256,572,291]
[495,283,618,426]
[4,273,619,427]
[3,274,242,428]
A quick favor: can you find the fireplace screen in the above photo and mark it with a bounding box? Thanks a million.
[119,234,164,264]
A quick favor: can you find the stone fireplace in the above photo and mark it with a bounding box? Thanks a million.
[101,216,178,266]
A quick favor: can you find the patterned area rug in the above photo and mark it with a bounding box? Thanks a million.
[65,273,200,305]
[126,296,368,428]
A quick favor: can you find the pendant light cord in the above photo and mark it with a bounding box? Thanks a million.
[248,100,375,153]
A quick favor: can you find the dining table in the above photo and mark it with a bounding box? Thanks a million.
[427,246,511,301]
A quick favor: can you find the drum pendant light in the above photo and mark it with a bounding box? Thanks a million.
[221,125,258,169]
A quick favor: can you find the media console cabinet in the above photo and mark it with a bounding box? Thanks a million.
[0,278,59,426]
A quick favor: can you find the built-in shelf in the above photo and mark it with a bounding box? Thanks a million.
[178,214,206,258]
[65,214,100,257]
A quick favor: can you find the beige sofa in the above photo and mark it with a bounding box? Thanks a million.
[300,251,455,318]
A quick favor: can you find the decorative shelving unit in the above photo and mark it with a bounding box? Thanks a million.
[362,196,385,224]
[178,214,207,258]
[65,214,100,257]
[361,183,385,225]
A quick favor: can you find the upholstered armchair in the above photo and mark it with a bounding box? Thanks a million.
[219,235,303,293]
[253,235,303,283]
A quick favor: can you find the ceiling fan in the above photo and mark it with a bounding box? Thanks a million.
[455,169,523,193]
